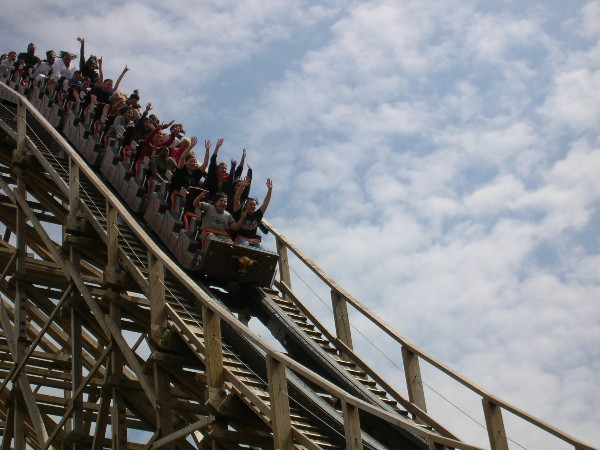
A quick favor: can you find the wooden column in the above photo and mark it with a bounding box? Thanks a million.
[106,203,127,448]
[202,305,224,407]
[266,356,293,450]
[401,346,427,420]
[482,399,510,450]
[342,400,363,450]
[275,238,292,291]
[70,248,83,447]
[331,290,353,355]
[69,157,80,214]
[13,170,27,450]
[68,154,84,447]
[16,98,26,158]
[154,360,175,450]
[149,253,167,337]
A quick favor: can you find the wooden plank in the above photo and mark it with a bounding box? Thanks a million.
[402,346,427,415]
[266,355,293,450]
[150,416,214,449]
[153,361,174,450]
[482,399,509,450]
[202,305,224,392]
[331,290,353,352]
[342,399,362,450]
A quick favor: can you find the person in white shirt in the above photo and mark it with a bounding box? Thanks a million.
[30,50,56,90]
[51,51,77,83]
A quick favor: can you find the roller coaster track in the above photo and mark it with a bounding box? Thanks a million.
[0,80,596,450]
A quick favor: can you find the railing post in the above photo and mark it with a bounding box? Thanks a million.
[69,157,80,214]
[401,346,428,419]
[342,399,363,450]
[149,254,174,448]
[482,399,510,450]
[105,203,127,448]
[202,305,225,402]
[16,99,27,159]
[276,237,292,290]
[332,290,353,355]
[266,355,293,450]
[149,253,166,335]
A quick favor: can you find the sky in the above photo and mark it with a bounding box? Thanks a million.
[2,1,599,448]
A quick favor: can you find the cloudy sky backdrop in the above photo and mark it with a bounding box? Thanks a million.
[2,1,599,448]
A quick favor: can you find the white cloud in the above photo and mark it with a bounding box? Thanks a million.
[2,1,600,448]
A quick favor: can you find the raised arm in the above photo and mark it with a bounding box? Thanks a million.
[97,56,104,83]
[112,65,129,92]
[192,190,208,209]
[233,178,250,212]
[213,138,224,156]
[260,178,273,213]
[234,148,246,179]
[228,210,248,231]
[198,137,209,172]
[77,37,85,71]
[177,137,193,169]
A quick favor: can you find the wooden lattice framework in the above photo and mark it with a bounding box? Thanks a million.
[0,78,596,450]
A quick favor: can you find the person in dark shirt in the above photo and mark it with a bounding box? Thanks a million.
[232,178,272,247]
[15,43,40,81]
[170,141,209,210]
[76,37,102,84]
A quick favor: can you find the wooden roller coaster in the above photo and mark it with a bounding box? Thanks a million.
[0,77,597,450]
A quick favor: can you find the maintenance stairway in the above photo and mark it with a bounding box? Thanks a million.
[0,81,596,450]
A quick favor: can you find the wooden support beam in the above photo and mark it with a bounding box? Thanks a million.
[331,290,353,354]
[275,238,292,292]
[149,253,167,339]
[0,404,15,450]
[68,156,79,215]
[71,247,83,442]
[150,416,214,450]
[342,399,363,450]
[0,285,72,393]
[202,304,224,399]
[402,346,428,416]
[110,297,127,450]
[266,355,293,450]
[0,292,49,447]
[91,362,111,450]
[41,344,112,450]
[154,361,175,450]
[15,99,27,161]
[482,399,510,450]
